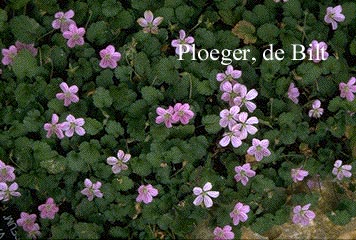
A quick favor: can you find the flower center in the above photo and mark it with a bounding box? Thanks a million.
[72,34,80,40]
[164,113,171,120]
[178,110,184,117]
[105,54,111,60]
[256,145,262,151]
[1,168,7,176]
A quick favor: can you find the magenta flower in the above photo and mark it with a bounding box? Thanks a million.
[52,9,76,32]
[292,204,315,226]
[332,160,352,180]
[219,106,240,130]
[14,41,38,57]
[61,114,85,137]
[63,24,85,48]
[137,10,163,34]
[136,184,159,204]
[307,40,329,63]
[0,160,16,182]
[308,100,324,118]
[219,124,242,148]
[291,168,309,183]
[247,138,271,161]
[234,163,256,186]
[43,114,65,139]
[324,5,345,30]
[213,225,234,240]
[172,103,194,125]
[55,82,79,107]
[0,182,21,202]
[233,85,258,113]
[230,202,250,225]
[1,45,18,65]
[216,65,242,90]
[16,212,37,232]
[171,29,195,55]
[221,81,243,106]
[81,179,103,201]
[38,198,59,219]
[155,106,175,128]
[107,150,131,174]
[235,112,258,140]
[193,182,219,208]
[99,45,121,69]
[26,223,41,239]
[339,77,356,102]
[288,82,300,104]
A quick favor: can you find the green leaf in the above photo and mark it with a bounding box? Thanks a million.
[12,50,39,79]
[257,23,279,44]
[86,21,110,45]
[85,118,103,135]
[102,0,121,17]
[10,15,45,43]
[328,210,352,226]
[175,5,194,25]
[105,120,124,137]
[141,86,163,105]
[93,87,113,108]
[232,20,257,44]
[96,69,114,88]
[202,115,221,134]
[74,223,103,239]
[195,28,216,48]
[131,157,152,176]
[116,176,134,191]
[0,9,8,31]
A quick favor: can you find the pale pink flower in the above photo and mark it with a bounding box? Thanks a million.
[219,106,240,130]
[61,114,85,137]
[216,65,242,90]
[136,184,158,204]
[1,45,17,65]
[292,204,315,226]
[107,150,131,174]
[155,106,175,128]
[234,163,256,186]
[0,182,21,202]
[0,160,16,182]
[324,5,345,30]
[213,225,234,240]
[339,77,356,102]
[55,82,79,106]
[332,160,352,180]
[38,198,59,219]
[291,168,309,183]
[288,82,299,104]
[221,81,243,106]
[307,40,329,63]
[43,114,65,139]
[308,100,324,118]
[233,85,258,112]
[172,103,194,125]
[99,45,121,69]
[171,29,195,55]
[81,179,103,201]
[27,223,41,239]
[219,124,242,148]
[230,202,250,225]
[16,212,37,232]
[137,10,163,34]
[247,138,271,161]
[52,9,76,32]
[15,41,38,57]
[63,24,85,48]
[193,182,219,208]
[235,112,258,140]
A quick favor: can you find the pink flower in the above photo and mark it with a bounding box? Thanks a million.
[216,65,242,90]
[43,114,65,139]
[233,85,258,113]
[99,45,121,69]
[230,202,250,225]
[137,10,163,34]
[332,160,352,180]
[155,106,175,128]
[0,160,16,182]
[234,163,256,186]
[235,112,258,140]
[172,103,194,125]
[1,45,18,65]
[80,178,103,201]
[16,212,37,232]
[52,9,76,32]
[308,100,324,118]
[15,41,38,57]
[247,138,271,161]
[136,184,158,204]
[339,77,356,102]
[219,106,240,130]
[213,225,234,240]
[55,82,79,107]
[292,204,315,226]
[221,81,243,106]
[107,150,131,174]
[26,223,41,239]
[307,40,329,63]
[61,114,85,137]
[219,125,242,148]
[324,5,345,30]
[288,82,300,104]
[0,182,21,202]
[62,24,85,48]
[291,168,309,183]
[38,198,59,219]
[193,182,219,208]
[171,30,195,55]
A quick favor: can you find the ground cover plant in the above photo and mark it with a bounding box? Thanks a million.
[0,0,356,239]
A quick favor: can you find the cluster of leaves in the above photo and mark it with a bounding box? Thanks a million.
[0,0,356,239]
